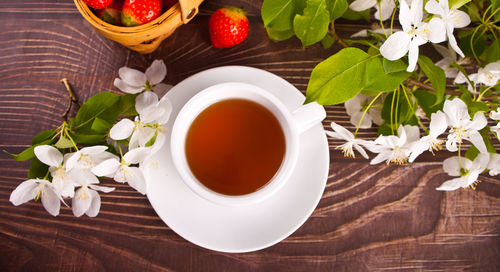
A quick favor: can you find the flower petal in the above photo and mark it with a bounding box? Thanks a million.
[349,0,376,11]
[151,131,166,154]
[407,38,422,72]
[64,151,81,171]
[467,131,487,153]
[81,145,108,155]
[70,169,99,186]
[72,187,92,217]
[85,189,101,217]
[145,59,167,85]
[34,145,63,167]
[353,143,369,159]
[424,0,444,16]
[374,0,395,21]
[436,177,467,191]
[118,67,147,87]
[124,167,147,195]
[9,179,38,206]
[91,158,120,177]
[113,78,144,94]
[447,23,465,57]
[155,98,173,125]
[428,18,446,43]
[109,118,135,140]
[380,32,411,61]
[135,91,158,114]
[399,0,412,31]
[443,98,469,127]
[370,150,391,164]
[442,156,461,176]
[468,112,488,131]
[410,0,424,26]
[344,95,363,116]
[89,184,115,193]
[41,185,61,216]
[329,122,354,141]
[123,147,151,164]
[429,111,448,137]
[448,9,470,28]
[350,111,372,129]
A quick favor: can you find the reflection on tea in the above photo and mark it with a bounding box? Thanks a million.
[185,99,285,196]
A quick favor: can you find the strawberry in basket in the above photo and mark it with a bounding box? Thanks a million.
[121,0,162,26]
[83,0,113,9]
[96,0,124,25]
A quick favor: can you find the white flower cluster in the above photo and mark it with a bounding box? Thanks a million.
[10,60,171,217]
[328,98,499,191]
[378,0,470,72]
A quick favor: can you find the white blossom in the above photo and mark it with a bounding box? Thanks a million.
[369,125,420,165]
[71,171,114,217]
[443,98,487,153]
[454,61,500,93]
[344,93,383,129]
[349,0,397,21]
[437,153,489,191]
[380,0,446,72]
[491,122,500,140]
[490,107,500,120]
[9,179,63,216]
[487,153,500,176]
[409,111,447,162]
[92,147,150,195]
[33,145,76,198]
[425,0,471,57]
[114,59,170,95]
[326,122,372,159]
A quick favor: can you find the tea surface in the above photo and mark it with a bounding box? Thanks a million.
[185,98,286,196]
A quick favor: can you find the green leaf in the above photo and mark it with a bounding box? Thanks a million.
[325,0,348,20]
[413,90,444,117]
[73,92,121,132]
[28,157,49,179]
[479,127,497,153]
[383,58,407,74]
[464,145,479,161]
[69,132,107,145]
[261,0,296,31]
[266,27,295,42]
[341,8,370,21]
[54,136,73,149]
[32,129,56,145]
[305,48,373,105]
[377,122,393,136]
[293,0,330,47]
[321,33,335,49]
[449,0,471,9]
[91,117,112,134]
[418,55,446,106]
[7,139,53,161]
[145,132,157,147]
[119,94,138,116]
[481,38,500,63]
[364,57,410,92]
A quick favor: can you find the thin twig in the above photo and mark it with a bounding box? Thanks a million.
[60,78,79,119]
[331,21,349,48]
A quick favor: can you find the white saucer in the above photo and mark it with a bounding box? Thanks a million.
[144,66,329,253]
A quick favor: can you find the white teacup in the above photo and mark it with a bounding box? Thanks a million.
[170,82,326,206]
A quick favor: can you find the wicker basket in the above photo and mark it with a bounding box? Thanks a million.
[74,0,204,54]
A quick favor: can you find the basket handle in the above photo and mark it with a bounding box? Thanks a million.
[178,0,204,24]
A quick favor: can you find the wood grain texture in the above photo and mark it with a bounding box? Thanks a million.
[0,0,499,271]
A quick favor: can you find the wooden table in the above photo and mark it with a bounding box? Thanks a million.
[1,1,499,271]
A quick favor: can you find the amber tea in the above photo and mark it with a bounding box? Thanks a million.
[185,98,286,196]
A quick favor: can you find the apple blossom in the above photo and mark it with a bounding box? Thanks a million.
[380,0,446,72]
[9,178,63,216]
[344,93,384,129]
[442,98,487,153]
[437,153,489,191]
[326,122,372,159]
[349,0,396,21]
[369,125,420,165]
[409,111,447,162]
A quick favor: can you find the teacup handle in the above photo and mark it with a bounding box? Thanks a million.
[292,101,326,133]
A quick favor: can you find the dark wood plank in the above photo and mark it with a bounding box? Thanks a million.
[0,0,499,271]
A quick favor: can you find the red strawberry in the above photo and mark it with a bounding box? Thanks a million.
[96,0,124,25]
[121,0,162,26]
[83,0,113,9]
[209,7,249,48]
[162,0,177,12]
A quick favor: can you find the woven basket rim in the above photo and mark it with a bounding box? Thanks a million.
[74,0,179,34]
